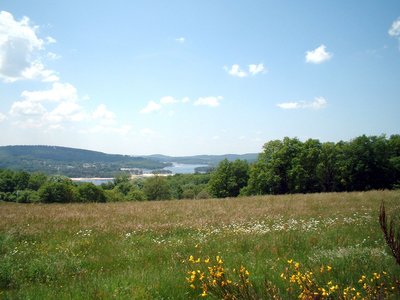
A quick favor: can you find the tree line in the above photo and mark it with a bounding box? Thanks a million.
[209,134,400,197]
[0,170,211,203]
[0,134,399,203]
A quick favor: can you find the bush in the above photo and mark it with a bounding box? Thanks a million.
[76,183,106,203]
[143,176,171,201]
[15,190,40,203]
[38,181,76,203]
[126,189,147,201]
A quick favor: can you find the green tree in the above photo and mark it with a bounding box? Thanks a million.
[0,169,16,193]
[388,134,400,187]
[246,138,301,195]
[38,181,75,203]
[317,142,339,192]
[126,188,147,201]
[208,159,249,198]
[27,172,48,191]
[143,176,171,200]
[13,171,30,191]
[76,182,106,202]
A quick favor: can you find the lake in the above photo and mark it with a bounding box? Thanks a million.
[71,163,208,185]
[163,162,208,174]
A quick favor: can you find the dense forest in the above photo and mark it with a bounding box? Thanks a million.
[0,134,399,203]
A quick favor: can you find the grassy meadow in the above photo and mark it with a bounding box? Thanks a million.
[1,190,400,299]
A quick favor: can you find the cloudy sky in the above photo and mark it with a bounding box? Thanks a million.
[0,1,399,156]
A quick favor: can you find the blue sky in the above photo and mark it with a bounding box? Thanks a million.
[0,1,399,156]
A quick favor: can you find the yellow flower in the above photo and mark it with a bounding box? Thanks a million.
[327,265,332,272]
[204,258,210,263]
[190,284,195,289]
[287,259,293,264]
[201,290,207,297]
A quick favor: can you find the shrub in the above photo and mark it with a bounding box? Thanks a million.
[76,183,106,203]
[38,181,75,203]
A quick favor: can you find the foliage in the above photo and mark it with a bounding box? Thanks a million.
[143,176,171,200]
[247,135,400,195]
[38,180,75,203]
[76,183,106,203]
[208,159,249,198]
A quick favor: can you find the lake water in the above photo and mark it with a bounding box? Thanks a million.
[71,163,208,185]
[163,162,208,174]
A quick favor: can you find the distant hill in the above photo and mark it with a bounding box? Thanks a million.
[0,145,169,177]
[146,153,259,165]
[0,145,259,177]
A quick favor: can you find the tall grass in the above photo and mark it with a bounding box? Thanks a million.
[0,190,399,299]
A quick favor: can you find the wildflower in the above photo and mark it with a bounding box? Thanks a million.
[190,284,195,289]
[201,290,207,297]
[327,265,332,272]
[287,259,293,264]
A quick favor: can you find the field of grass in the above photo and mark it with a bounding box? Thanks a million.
[1,190,400,299]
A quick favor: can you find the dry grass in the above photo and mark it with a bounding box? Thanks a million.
[1,190,398,235]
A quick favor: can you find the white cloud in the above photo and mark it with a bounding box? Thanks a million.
[47,101,86,123]
[175,37,185,43]
[248,63,265,75]
[389,18,400,49]
[389,18,400,36]
[46,36,56,44]
[277,102,300,109]
[277,97,327,110]
[0,11,57,82]
[21,82,77,102]
[21,60,59,82]
[47,52,61,60]
[140,96,188,114]
[10,100,46,116]
[226,63,266,77]
[92,104,116,124]
[0,112,6,122]
[140,101,162,114]
[305,45,332,64]
[194,96,222,107]
[226,64,248,77]
[8,81,92,129]
[160,96,178,105]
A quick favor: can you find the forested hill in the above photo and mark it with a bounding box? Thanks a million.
[0,145,168,177]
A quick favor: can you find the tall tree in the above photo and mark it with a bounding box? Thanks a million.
[208,159,249,198]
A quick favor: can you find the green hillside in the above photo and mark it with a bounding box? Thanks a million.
[0,145,169,177]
